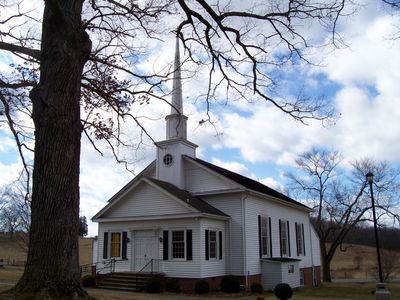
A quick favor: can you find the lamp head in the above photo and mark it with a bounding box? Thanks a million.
[366,172,374,183]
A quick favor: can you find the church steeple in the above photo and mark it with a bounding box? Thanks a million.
[165,37,187,140]
[155,36,198,189]
[171,37,183,115]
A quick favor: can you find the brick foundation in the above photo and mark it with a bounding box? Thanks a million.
[302,266,321,287]
[165,274,262,292]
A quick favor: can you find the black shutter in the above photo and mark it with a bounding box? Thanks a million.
[302,224,306,256]
[186,230,192,261]
[287,221,291,256]
[295,222,299,256]
[163,230,169,260]
[269,217,272,257]
[258,215,262,258]
[219,231,223,260]
[122,232,128,259]
[279,219,282,257]
[103,232,108,259]
[205,230,209,260]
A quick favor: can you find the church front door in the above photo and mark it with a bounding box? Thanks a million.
[132,230,159,272]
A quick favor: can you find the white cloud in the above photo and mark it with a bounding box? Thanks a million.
[211,158,251,177]
[204,7,400,168]
[0,161,21,186]
[259,177,284,192]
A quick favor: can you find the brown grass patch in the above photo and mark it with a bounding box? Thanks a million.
[0,234,94,266]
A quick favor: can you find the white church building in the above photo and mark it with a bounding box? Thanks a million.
[92,39,321,291]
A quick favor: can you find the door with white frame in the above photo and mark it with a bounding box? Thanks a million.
[132,230,159,272]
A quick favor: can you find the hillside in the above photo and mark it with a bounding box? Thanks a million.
[1,233,399,281]
[0,233,94,266]
[330,243,400,280]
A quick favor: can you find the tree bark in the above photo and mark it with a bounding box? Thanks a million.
[320,241,332,282]
[1,1,92,299]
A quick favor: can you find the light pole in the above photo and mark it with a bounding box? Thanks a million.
[366,172,383,283]
[366,172,390,300]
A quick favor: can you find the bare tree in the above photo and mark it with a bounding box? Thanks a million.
[285,149,400,282]
[0,1,350,299]
[0,180,31,253]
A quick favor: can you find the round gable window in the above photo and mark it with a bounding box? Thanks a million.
[163,153,173,166]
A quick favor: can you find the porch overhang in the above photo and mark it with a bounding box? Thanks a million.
[93,212,230,223]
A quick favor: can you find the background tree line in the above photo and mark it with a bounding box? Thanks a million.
[286,148,400,282]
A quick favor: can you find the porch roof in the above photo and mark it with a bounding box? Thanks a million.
[146,177,229,218]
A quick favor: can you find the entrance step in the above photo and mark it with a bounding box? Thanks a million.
[97,272,163,292]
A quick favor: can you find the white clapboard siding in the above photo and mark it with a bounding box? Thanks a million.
[159,218,200,278]
[199,218,227,278]
[261,260,282,291]
[281,262,301,288]
[261,260,300,290]
[310,225,321,268]
[102,181,191,218]
[184,161,237,193]
[97,222,133,273]
[98,218,205,278]
[202,193,244,276]
[244,195,313,275]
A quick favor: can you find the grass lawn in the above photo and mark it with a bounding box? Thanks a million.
[86,283,400,300]
[85,283,400,300]
[1,267,399,300]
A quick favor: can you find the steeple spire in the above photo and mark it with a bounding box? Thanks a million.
[155,36,198,188]
[171,37,183,114]
[165,37,187,140]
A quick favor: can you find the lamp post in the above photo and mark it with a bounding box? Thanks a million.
[366,172,383,283]
[366,172,391,300]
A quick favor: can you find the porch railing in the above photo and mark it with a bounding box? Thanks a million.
[79,258,116,277]
[138,258,162,274]
[135,258,163,291]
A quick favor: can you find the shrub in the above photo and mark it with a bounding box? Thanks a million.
[81,275,96,287]
[220,275,241,293]
[251,281,263,294]
[274,283,293,300]
[165,278,181,293]
[145,276,162,293]
[194,280,210,294]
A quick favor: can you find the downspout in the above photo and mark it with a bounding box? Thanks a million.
[241,194,248,290]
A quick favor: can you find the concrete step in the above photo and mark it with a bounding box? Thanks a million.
[97,272,163,292]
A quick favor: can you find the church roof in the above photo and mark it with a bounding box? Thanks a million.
[185,156,310,210]
[145,177,229,217]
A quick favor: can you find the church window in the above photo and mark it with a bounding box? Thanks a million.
[296,222,305,256]
[163,153,173,166]
[280,219,290,256]
[110,232,121,258]
[260,216,270,257]
[209,230,217,259]
[171,230,185,259]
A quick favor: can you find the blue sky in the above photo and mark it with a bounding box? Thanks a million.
[1,1,399,236]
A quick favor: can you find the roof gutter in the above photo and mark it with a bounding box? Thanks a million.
[246,190,312,212]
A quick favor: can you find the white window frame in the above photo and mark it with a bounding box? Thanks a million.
[296,223,305,256]
[208,229,218,260]
[170,229,186,260]
[260,216,270,258]
[280,220,289,257]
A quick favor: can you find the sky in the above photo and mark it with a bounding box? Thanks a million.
[0,1,399,236]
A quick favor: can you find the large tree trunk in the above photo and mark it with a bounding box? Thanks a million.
[320,241,332,282]
[1,1,92,300]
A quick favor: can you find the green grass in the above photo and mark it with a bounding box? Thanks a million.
[1,269,399,300]
[293,283,399,300]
